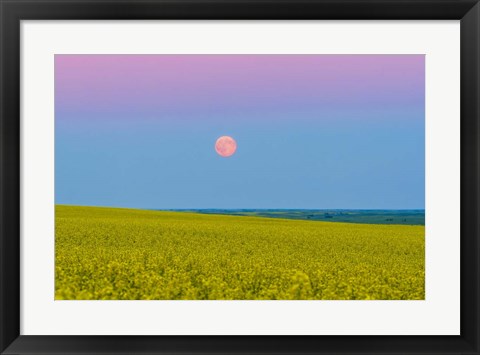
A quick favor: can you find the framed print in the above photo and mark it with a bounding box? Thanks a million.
[0,0,479,354]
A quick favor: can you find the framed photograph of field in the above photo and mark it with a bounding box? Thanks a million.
[1,0,479,354]
[54,54,426,301]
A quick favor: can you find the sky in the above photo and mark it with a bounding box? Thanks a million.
[55,55,425,209]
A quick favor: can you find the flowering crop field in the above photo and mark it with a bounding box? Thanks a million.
[55,205,425,300]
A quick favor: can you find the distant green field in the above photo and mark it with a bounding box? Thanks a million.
[177,209,425,225]
[55,205,425,300]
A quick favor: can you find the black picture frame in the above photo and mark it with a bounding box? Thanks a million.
[1,0,479,354]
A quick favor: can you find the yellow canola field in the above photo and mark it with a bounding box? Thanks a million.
[55,205,425,300]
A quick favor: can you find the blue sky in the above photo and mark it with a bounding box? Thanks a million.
[55,55,425,209]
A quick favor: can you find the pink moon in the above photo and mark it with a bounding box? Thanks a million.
[215,136,237,157]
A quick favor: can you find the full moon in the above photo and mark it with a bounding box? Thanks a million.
[215,136,237,157]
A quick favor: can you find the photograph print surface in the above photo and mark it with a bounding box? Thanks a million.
[55,54,425,300]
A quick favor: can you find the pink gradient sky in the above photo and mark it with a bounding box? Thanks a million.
[55,54,424,121]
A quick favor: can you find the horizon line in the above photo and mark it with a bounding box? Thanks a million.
[55,204,425,211]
